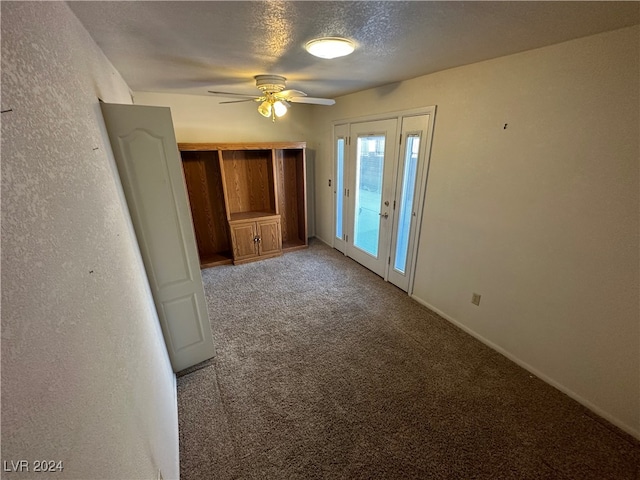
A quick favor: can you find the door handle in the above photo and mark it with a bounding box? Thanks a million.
[379,212,389,219]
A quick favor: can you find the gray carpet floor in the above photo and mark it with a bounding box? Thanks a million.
[177,239,639,479]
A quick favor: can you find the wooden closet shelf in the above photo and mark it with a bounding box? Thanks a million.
[229,211,279,223]
[199,252,233,269]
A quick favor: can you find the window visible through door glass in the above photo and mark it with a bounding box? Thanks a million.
[336,138,345,240]
[394,135,420,273]
[354,136,385,257]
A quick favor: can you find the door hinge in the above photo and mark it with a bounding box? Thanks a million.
[345,234,349,243]
[388,256,391,265]
[399,134,402,145]
[393,200,396,210]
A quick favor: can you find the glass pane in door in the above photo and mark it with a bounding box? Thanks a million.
[354,135,385,257]
[394,135,420,273]
[335,138,345,240]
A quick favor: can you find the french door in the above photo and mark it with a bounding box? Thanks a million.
[334,110,435,293]
[346,119,398,276]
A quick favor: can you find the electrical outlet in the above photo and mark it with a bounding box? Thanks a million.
[471,293,481,306]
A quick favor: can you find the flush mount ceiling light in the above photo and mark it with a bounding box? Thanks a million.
[305,37,355,59]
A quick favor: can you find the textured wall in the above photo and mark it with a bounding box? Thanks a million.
[311,26,640,438]
[1,3,179,479]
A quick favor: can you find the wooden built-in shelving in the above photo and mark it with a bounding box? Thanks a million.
[179,142,307,267]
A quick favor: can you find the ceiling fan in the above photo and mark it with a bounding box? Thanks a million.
[208,75,335,121]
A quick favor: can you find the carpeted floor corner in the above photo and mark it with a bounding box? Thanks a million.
[177,239,639,479]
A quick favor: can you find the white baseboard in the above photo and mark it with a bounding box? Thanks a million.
[410,293,640,441]
[173,372,178,401]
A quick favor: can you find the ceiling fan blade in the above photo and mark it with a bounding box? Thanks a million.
[219,99,260,104]
[288,96,336,106]
[280,89,307,98]
[208,90,258,99]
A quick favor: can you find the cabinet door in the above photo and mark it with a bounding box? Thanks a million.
[230,222,258,261]
[257,218,282,256]
[100,103,215,372]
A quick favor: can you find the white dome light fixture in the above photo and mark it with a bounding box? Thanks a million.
[305,37,355,59]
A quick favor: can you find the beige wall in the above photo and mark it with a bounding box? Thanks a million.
[2,3,179,479]
[312,26,639,437]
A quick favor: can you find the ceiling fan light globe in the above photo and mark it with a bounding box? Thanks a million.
[258,101,272,117]
[305,37,355,59]
[273,100,288,117]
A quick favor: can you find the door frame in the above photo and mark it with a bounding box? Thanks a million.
[332,106,437,295]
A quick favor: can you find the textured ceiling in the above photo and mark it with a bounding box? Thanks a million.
[68,1,639,100]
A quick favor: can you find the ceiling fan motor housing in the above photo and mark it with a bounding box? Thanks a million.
[255,74,286,93]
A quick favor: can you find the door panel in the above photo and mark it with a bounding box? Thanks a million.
[119,130,192,289]
[162,294,206,349]
[230,222,257,261]
[258,218,282,255]
[346,119,398,277]
[101,103,216,372]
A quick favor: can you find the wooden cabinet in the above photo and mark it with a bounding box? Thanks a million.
[179,142,307,267]
[255,216,283,256]
[229,214,282,264]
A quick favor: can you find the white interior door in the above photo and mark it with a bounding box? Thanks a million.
[346,119,398,277]
[101,103,215,372]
